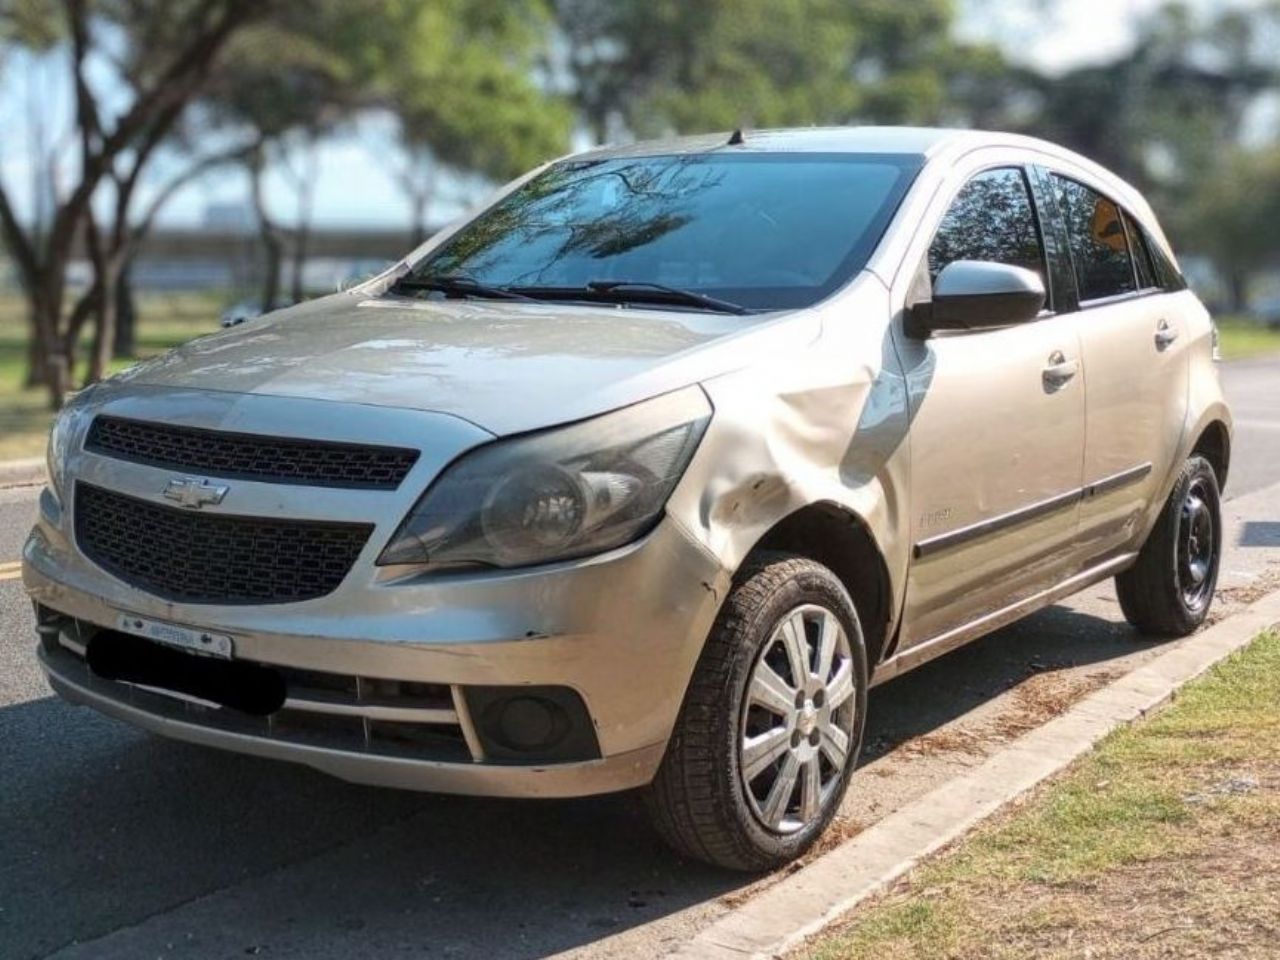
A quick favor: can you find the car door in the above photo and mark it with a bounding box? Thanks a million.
[892,165,1087,650]
[1045,173,1190,558]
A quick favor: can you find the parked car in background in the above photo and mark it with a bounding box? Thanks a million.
[26,127,1230,870]
[219,299,274,328]
[220,263,393,327]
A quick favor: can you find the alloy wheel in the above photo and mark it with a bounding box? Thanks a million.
[739,604,858,834]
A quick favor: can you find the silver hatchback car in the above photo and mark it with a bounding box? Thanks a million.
[26,127,1230,870]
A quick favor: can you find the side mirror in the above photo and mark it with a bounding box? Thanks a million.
[908,260,1045,337]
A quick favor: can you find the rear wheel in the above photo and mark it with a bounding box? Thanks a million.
[1116,455,1221,637]
[645,554,867,871]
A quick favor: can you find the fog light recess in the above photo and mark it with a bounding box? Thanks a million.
[465,685,601,764]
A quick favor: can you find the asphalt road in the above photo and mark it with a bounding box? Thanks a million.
[1,357,1277,960]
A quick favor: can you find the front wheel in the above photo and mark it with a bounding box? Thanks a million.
[645,554,868,871]
[1116,455,1222,637]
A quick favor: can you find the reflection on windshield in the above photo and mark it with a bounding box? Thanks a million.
[409,152,921,310]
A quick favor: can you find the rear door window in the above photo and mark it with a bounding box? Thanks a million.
[1052,176,1136,302]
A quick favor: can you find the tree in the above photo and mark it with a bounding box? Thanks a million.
[1021,2,1280,198]
[194,3,372,312]
[0,0,263,407]
[1182,148,1280,312]
[554,0,992,140]
[379,0,572,244]
[0,0,65,386]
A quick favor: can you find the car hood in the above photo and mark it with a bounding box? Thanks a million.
[117,292,821,435]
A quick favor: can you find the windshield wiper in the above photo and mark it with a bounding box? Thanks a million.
[509,280,751,315]
[391,274,539,303]
[584,280,750,315]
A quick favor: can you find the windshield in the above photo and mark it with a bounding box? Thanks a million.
[406,152,922,311]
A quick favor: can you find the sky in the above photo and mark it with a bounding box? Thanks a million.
[0,0,1258,232]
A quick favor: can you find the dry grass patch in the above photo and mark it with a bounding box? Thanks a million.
[799,631,1280,960]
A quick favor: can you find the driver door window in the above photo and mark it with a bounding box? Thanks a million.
[928,167,1049,300]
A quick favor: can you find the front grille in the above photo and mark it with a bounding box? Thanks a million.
[86,415,419,489]
[74,482,372,604]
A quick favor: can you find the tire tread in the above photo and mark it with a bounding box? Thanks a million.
[1116,455,1219,637]
[645,553,864,871]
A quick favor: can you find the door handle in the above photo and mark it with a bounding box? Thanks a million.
[1043,350,1078,388]
[1154,319,1179,349]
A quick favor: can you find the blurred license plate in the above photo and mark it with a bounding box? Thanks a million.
[115,613,234,659]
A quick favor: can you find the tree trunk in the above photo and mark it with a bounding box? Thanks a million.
[290,222,310,304]
[24,325,47,389]
[61,282,101,385]
[410,190,428,247]
[113,258,138,358]
[248,149,283,312]
[260,228,282,312]
[1226,267,1250,314]
[36,269,72,409]
[35,295,71,410]
[287,138,318,303]
[87,256,123,385]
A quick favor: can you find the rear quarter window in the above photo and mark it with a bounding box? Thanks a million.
[1124,211,1159,290]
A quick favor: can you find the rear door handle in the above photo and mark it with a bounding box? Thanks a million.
[1043,350,1078,388]
[1155,319,1179,349]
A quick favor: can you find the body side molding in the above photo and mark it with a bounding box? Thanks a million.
[913,462,1154,559]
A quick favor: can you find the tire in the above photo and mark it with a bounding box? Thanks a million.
[645,553,868,871]
[1115,455,1222,637]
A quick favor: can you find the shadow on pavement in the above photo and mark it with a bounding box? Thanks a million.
[863,600,1151,758]
[1239,520,1280,548]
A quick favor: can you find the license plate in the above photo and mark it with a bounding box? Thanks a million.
[115,613,234,659]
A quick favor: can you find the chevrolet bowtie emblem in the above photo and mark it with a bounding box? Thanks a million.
[163,477,230,510]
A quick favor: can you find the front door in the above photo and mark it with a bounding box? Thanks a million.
[893,166,1087,649]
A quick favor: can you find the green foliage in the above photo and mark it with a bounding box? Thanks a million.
[0,0,59,48]
[1024,3,1280,196]
[556,0,997,138]
[197,2,382,142]
[192,0,570,198]
[1181,148,1280,277]
[382,0,572,182]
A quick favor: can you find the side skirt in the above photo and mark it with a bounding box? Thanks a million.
[870,552,1137,688]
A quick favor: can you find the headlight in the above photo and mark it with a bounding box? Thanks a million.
[378,388,711,569]
[46,387,95,503]
[46,406,75,502]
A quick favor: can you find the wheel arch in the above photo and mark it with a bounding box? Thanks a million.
[1190,419,1231,492]
[742,501,896,667]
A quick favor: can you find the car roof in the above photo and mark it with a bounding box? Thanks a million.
[573,126,978,161]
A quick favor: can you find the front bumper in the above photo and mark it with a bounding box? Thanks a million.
[27,383,730,798]
[37,641,668,797]
[27,508,727,796]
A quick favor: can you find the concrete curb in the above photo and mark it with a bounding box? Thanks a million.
[669,589,1280,960]
[0,457,45,489]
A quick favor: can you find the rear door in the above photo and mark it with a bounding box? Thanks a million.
[1044,172,1190,558]
[893,165,1087,649]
